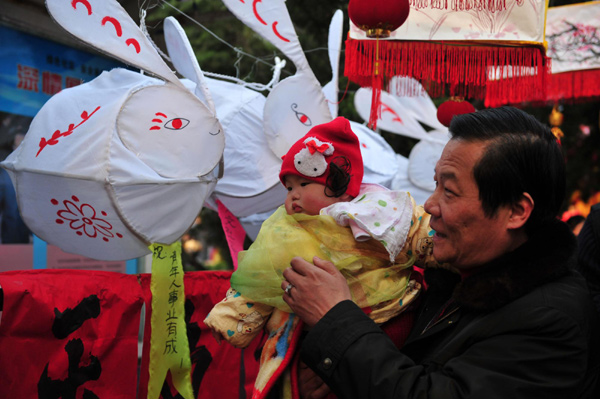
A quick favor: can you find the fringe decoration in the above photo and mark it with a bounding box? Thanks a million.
[545,69,600,104]
[410,0,507,12]
[484,68,600,106]
[344,38,550,108]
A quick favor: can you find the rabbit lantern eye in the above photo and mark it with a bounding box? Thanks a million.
[149,113,190,131]
[164,118,190,130]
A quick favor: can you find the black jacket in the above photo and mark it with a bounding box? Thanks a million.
[577,203,600,314]
[301,220,600,398]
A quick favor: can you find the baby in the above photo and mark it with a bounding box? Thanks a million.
[204,117,440,398]
[205,117,438,348]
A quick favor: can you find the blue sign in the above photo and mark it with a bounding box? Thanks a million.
[0,25,125,117]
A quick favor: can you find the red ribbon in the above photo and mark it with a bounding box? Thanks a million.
[305,140,330,155]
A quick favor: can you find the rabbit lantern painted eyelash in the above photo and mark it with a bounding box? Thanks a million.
[0,0,225,261]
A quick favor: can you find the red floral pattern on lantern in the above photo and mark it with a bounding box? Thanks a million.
[51,195,123,242]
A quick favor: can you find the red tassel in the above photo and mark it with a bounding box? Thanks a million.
[369,38,384,130]
[344,39,549,106]
[369,73,383,130]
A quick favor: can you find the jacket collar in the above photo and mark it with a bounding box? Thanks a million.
[451,219,577,311]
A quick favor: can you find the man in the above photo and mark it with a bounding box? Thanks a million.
[281,107,600,398]
[577,203,600,314]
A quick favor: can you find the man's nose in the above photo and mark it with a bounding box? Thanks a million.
[424,191,438,216]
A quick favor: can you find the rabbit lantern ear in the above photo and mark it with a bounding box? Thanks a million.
[46,0,183,87]
[322,10,344,119]
[163,16,216,114]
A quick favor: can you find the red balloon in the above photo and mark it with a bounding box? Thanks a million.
[349,0,410,37]
[436,98,476,127]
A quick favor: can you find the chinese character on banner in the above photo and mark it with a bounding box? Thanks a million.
[65,76,83,88]
[0,270,143,398]
[17,64,39,92]
[42,71,62,95]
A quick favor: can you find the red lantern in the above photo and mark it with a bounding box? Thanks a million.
[348,0,410,38]
[348,0,411,129]
[436,97,476,127]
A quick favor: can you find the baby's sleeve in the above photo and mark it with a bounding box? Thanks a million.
[204,287,274,348]
[405,205,439,268]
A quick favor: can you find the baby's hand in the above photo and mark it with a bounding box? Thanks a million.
[209,327,224,345]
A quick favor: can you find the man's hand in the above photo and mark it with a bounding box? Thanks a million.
[298,361,331,399]
[281,256,351,327]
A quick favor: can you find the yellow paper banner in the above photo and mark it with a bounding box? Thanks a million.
[148,242,194,399]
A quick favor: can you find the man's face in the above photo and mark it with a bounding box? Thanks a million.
[424,139,514,271]
[283,174,344,216]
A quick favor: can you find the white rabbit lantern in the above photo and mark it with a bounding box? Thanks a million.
[0,0,225,261]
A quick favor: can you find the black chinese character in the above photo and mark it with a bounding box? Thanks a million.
[52,295,100,340]
[168,290,179,306]
[38,338,102,399]
[38,296,102,398]
[164,339,178,354]
[154,245,166,260]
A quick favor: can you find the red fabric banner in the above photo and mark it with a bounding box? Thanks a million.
[0,270,260,398]
[0,270,143,398]
[216,200,247,270]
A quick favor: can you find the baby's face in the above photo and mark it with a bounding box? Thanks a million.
[283,175,346,215]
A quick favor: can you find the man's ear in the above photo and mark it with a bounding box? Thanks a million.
[507,192,534,230]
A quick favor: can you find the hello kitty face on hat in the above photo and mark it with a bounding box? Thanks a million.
[294,137,334,177]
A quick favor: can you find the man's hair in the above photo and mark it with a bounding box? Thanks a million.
[449,106,566,234]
